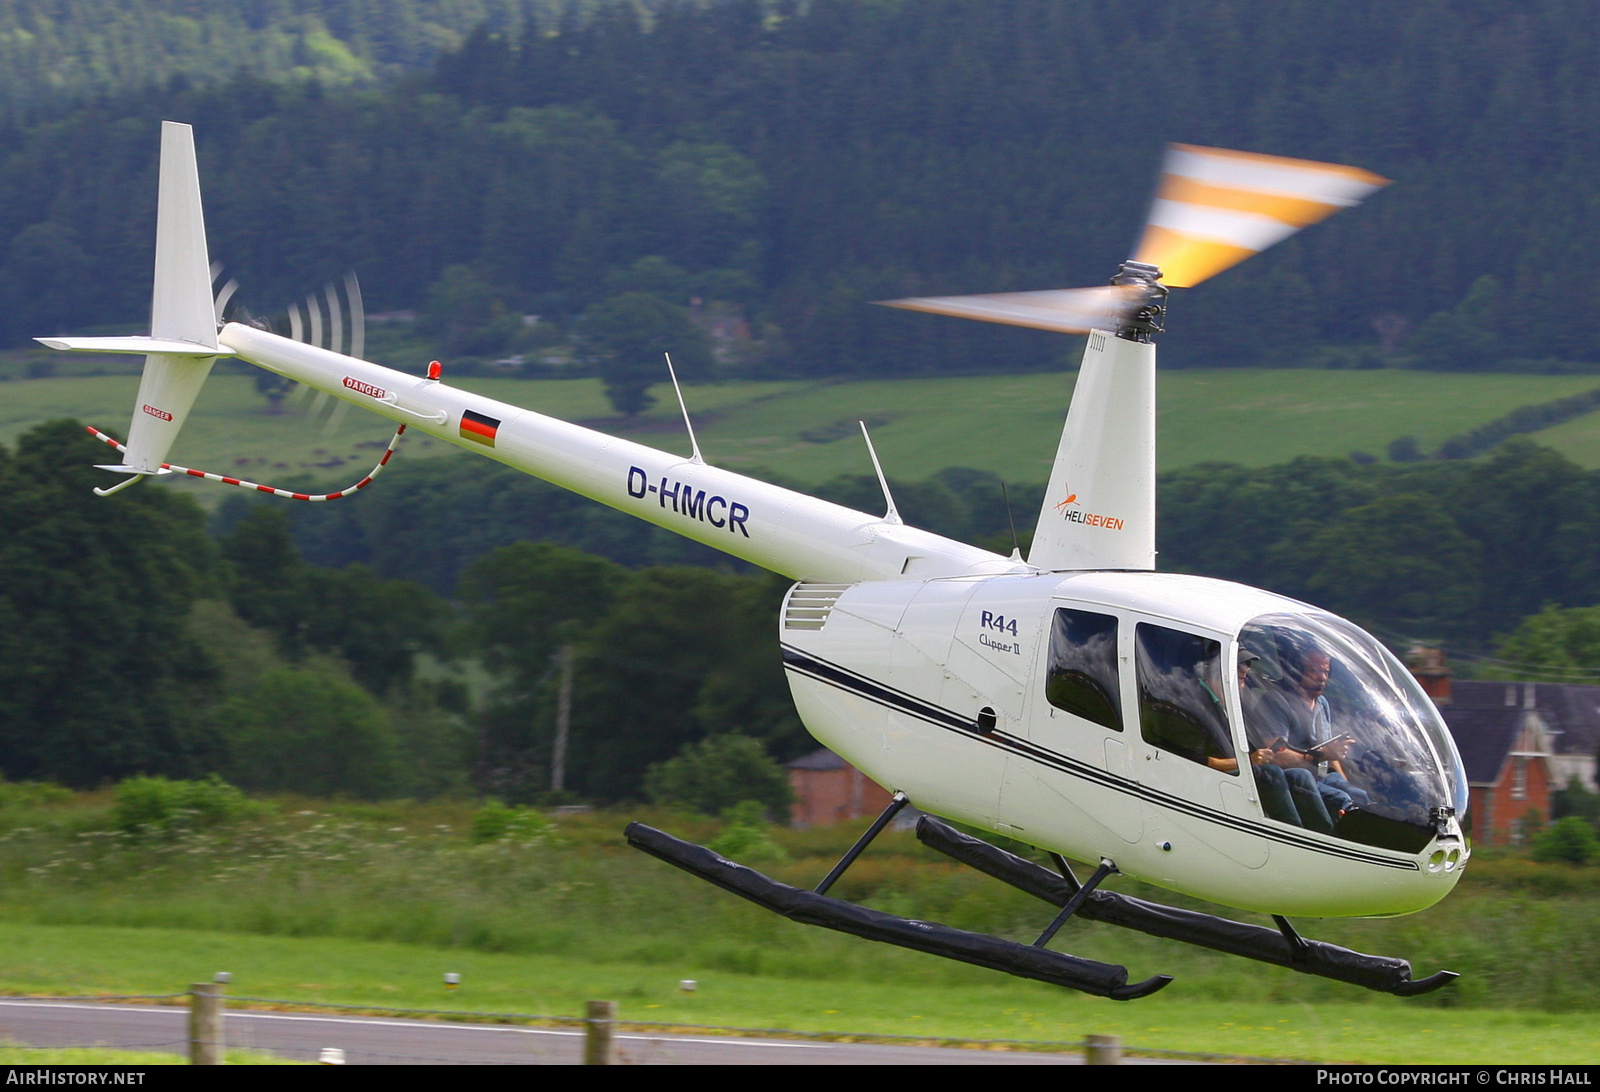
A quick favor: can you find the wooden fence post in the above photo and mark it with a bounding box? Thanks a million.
[189,982,225,1065]
[584,1000,617,1065]
[1085,1033,1122,1065]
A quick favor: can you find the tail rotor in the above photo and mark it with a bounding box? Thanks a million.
[282,272,369,432]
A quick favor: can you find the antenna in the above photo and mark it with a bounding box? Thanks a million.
[858,420,902,525]
[1000,480,1022,561]
[664,353,703,464]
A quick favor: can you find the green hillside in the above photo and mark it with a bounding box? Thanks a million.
[5,2,1600,377]
[1509,407,1600,470]
[6,367,1598,492]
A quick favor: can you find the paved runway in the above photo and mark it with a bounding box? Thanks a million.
[0,1000,1114,1064]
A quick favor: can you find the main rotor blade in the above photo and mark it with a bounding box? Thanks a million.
[1133,144,1388,288]
[878,284,1137,335]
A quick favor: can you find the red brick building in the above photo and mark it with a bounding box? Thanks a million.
[1410,652,1573,845]
[786,749,894,828]
[1442,703,1555,844]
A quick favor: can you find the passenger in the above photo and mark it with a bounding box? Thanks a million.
[1211,652,1335,833]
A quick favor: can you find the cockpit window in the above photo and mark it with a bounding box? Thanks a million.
[1238,612,1465,853]
[1045,607,1122,731]
[1135,623,1237,772]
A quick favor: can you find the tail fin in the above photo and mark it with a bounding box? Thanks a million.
[37,121,226,484]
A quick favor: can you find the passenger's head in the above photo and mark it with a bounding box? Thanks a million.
[1237,651,1260,687]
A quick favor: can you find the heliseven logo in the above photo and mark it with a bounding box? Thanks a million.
[1053,482,1124,531]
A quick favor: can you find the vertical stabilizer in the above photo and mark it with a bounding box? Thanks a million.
[119,121,219,475]
[1027,330,1156,571]
[150,122,217,350]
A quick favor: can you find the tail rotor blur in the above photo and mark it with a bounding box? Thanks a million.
[211,262,242,325]
[283,272,368,433]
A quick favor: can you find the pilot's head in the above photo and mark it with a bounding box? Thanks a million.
[1297,650,1331,700]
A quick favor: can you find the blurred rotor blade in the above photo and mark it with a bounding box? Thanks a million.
[213,277,240,323]
[343,272,365,361]
[321,398,350,438]
[326,282,343,356]
[878,285,1137,335]
[1133,144,1388,288]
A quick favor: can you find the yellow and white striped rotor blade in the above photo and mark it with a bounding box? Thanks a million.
[878,284,1139,335]
[1134,144,1388,288]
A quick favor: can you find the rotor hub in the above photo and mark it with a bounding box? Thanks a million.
[1110,260,1168,343]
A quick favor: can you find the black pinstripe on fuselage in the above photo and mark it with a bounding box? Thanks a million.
[781,643,1419,871]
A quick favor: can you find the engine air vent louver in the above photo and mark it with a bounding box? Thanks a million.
[783,583,851,630]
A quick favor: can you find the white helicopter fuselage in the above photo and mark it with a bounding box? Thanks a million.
[782,570,1465,918]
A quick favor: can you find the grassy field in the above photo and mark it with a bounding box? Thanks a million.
[0,922,1591,1064]
[4,368,1599,494]
[1515,403,1600,469]
[0,796,1595,1064]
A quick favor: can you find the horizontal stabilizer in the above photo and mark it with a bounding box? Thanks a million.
[36,335,230,357]
[94,464,169,476]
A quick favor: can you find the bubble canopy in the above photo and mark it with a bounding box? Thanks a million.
[1236,612,1468,852]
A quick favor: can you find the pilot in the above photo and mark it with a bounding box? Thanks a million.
[1209,652,1334,833]
[1264,648,1371,819]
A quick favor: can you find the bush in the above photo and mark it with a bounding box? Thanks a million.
[1553,776,1600,826]
[469,800,556,844]
[1531,816,1600,865]
[214,665,402,799]
[643,735,793,816]
[112,775,258,836]
[0,780,73,809]
[708,801,789,864]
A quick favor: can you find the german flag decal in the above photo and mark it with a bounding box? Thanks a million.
[459,409,501,447]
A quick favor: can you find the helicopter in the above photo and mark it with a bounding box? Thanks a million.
[40,123,1466,1001]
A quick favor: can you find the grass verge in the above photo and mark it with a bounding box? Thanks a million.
[0,800,1596,1063]
[0,922,1590,1065]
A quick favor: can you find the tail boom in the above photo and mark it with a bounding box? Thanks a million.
[217,323,1019,585]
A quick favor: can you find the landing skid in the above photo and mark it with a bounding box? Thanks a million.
[915,815,1458,997]
[626,800,1458,1000]
[625,819,1171,1000]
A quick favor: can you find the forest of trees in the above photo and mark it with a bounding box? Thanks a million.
[0,0,572,125]
[0,423,808,799]
[4,0,1600,374]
